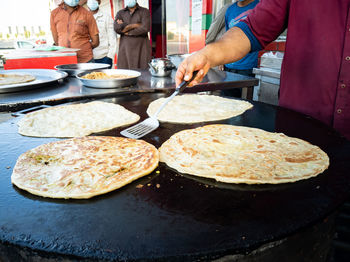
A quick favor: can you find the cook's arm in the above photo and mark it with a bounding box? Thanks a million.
[175,0,288,86]
[175,27,252,86]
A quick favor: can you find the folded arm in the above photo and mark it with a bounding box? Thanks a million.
[114,13,126,34]
[126,10,150,36]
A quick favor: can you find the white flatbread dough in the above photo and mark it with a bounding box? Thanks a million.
[146,94,253,124]
[18,101,140,137]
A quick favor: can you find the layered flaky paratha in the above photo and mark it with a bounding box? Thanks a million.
[18,101,140,137]
[0,73,36,86]
[159,125,329,184]
[11,136,159,199]
[146,94,253,124]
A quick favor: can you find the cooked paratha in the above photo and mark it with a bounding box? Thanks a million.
[159,124,329,184]
[0,73,36,86]
[146,94,253,124]
[18,101,140,137]
[11,136,159,199]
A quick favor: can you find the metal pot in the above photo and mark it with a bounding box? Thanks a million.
[148,58,176,77]
[167,53,192,68]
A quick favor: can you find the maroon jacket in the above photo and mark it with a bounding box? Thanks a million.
[238,0,350,140]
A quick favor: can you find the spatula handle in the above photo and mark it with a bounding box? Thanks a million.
[176,70,199,93]
[153,71,199,118]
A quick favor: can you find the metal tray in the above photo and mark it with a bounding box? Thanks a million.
[76,69,141,88]
[0,69,68,94]
[55,63,110,76]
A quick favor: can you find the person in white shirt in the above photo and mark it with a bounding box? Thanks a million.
[87,0,117,68]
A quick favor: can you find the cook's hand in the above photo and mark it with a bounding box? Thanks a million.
[117,19,123,24]
[175,51,211,87]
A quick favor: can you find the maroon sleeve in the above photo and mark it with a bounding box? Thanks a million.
[243,0,290,48]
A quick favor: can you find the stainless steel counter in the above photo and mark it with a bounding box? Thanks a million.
[0,69,258,112]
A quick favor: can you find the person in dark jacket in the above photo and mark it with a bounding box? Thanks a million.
[114,0,151,70]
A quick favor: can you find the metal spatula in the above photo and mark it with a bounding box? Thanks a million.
[120,71,198,139]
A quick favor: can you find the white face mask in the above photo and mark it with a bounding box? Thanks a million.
[125,0,137,8]
[64,0,79,7]
[87,0,99,11]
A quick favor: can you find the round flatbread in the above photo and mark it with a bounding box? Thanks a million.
[0,73,36,86]
[18,101,140,138]
[159,125,329,184]
[11,136,159,199]
[146,94,253,124]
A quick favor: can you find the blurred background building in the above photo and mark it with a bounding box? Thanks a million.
[0,0,240,56]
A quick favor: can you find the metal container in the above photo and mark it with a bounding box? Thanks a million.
[76,69,141,88]
[167,53,192,68]
[55,63,110,76]
[148,58,176,77]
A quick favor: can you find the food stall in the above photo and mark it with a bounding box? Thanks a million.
[0,1,349,261]
[0,63,350,261]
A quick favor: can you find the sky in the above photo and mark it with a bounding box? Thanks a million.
[0,0,51,27]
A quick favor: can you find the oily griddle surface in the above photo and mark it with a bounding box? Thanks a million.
[1,93,350,261]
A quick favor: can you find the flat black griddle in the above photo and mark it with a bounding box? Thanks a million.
[1,93,350,261]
